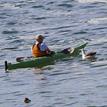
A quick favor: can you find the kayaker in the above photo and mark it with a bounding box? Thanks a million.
[32,35,54,57]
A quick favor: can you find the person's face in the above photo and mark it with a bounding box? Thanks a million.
[38,38,43,43]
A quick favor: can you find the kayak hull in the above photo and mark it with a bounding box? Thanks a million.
[5,43,87,70]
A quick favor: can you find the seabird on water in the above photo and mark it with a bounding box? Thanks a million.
[81,48,96,60]
[24,97,31,103]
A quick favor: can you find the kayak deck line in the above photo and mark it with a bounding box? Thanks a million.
[5,42,88,71]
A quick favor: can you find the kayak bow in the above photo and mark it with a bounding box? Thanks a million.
[5,42,87,71]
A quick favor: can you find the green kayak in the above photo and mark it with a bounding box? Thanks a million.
[5,42,87,71]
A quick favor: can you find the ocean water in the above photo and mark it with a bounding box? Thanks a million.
[0,0,107,107]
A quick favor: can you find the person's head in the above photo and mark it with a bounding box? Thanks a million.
[35,35,44,43]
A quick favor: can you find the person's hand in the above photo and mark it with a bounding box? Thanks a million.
[48,51,55,56]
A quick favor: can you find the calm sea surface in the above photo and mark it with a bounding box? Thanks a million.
[0,0,107,107]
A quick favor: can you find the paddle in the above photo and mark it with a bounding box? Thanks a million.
[16,56,33,62]
[16,42,88,62]
[16,48,72,62]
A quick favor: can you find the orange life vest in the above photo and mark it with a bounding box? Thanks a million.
[32,43,47,57]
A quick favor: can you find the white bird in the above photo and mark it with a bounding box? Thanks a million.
[81,49,96,60]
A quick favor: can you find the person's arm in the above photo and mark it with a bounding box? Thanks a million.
[40,43,51,54]
[40,42,55,56]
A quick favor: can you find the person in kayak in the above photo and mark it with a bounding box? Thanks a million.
[32,35,54,57]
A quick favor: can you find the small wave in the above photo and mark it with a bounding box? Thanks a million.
[92,60,107,67]
[19,35,36,40]
[49,71,71,76]
[32,16,48,20]
[47,1,55,5]
[32,5,44,9]
[1,47,18,50]
[6,22,17,25]
[0,64,4,69]
[58,3,73,8]
[2,30,18,34]
[77,0,107,3]
[0,3,20,9]
[73,30,87,35]
[87,17,107,24]
[90,37,107,44]
[48,10,73,17]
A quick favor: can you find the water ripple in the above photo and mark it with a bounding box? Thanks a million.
[92,60,107,68]
[6,21,17,25]
[88,17,107,24]
[32,16,50,20]
[2,30,19,34]
[78,0,107,3]
[0,3,20,9]
[49,71,71,76]
[58,3,73,8]
[0,0,107,107]
[73,30,87,35]
[87,105,107,107]
[32,5,44,9]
